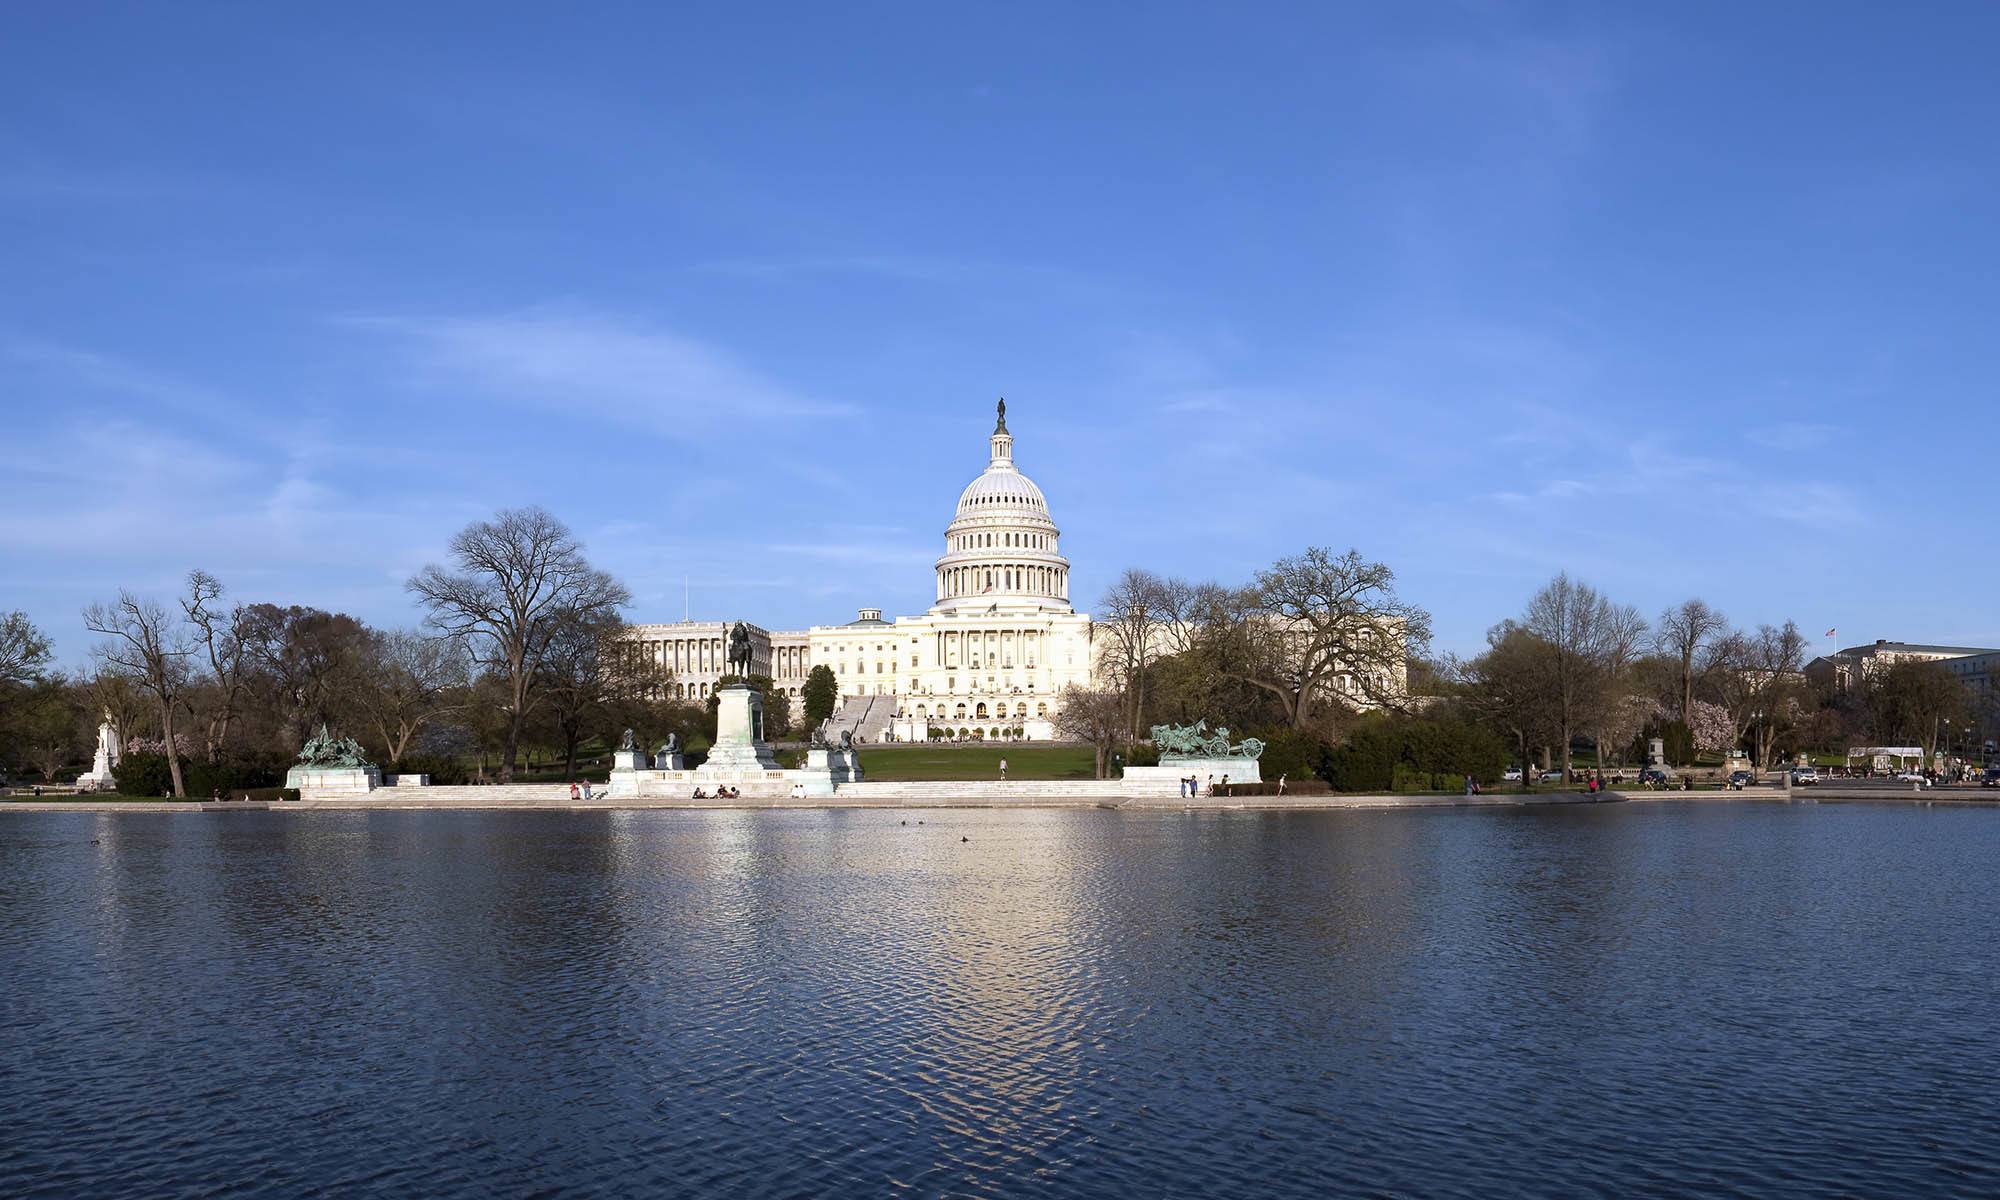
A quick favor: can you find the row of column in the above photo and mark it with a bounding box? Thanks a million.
[772,644,808,678]
[935,627,1041,670]
[649,637,725,674]
[939,563,1066,599]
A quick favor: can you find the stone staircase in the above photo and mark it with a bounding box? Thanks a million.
[823,694,896,745]
[298,784,596,808]
[830,780,1130,805]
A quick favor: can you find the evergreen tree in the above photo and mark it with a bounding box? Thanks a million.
[802,665,839,728]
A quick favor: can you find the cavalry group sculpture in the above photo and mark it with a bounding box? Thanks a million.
[294,723,372,769]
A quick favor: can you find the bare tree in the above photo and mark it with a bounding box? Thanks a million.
[1150,577,1219,658]
[241,603,372,748]
[1050,684,1127,779]
[1205,547,1430,728]
[82,668,148,749]
[83,592,194,797]
[1518,573,1639,780]
[0,611,53,689]
[1097,569,1165,743]
[407,507,631,781]
[1863,658,1969,763]
[182,569,253,762]
[350,631,470,761]
[1588,601,1650,771]
[1654,599,1728,720]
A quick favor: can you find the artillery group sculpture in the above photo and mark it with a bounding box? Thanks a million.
[1150,720,1264,761]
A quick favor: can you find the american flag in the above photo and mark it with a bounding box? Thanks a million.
[1824,627,1836,638]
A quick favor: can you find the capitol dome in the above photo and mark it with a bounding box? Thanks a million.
[932,400,1072,616]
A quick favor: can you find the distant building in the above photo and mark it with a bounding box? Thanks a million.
[1805,639,2000,693]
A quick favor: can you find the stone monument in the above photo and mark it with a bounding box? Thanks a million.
[702,683,784,774]
[75,714,121,792]
[653,731,684,771]
[1121,720,1265,794]
[285,723,381,797]
[613,728,647,772]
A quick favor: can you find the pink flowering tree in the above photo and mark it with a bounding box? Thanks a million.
[1687,699,1735,755]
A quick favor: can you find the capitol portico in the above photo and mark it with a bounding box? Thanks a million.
[623,402,1096,740]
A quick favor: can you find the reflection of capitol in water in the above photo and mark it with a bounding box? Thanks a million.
[624,402,1097,740]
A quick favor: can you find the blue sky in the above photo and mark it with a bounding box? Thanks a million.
[6,2,1998,666]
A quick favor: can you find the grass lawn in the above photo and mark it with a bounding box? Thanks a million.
[861,744,1097,781]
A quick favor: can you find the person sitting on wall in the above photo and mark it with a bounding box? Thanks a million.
[692,787,708,799]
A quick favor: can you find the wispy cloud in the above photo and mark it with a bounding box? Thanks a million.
[1745,421,1842,450]
[348,309,851,429]
[6,340,225,409]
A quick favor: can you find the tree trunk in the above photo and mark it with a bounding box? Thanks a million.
[503,708,523,783]
[161,701,186,798]
[1560,721,1573,781]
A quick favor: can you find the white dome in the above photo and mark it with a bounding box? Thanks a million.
[931,401,1072,616]
[955,467,1049,518]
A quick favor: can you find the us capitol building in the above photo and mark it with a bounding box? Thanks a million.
[624,401,1096,741]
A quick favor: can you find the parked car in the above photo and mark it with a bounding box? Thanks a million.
[1790,766,1819,786]
[1640,768,1670,786]
[1728,769,1755,790]
[1984,767,2000,789]
[1502,767,1524,782]
[1539,770,1565,783]
[1895,771,1930,788]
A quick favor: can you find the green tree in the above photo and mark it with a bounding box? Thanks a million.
[8,675,84,782]
[802,665,839,728]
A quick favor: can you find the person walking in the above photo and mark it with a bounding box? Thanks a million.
[581,780,594,801]
[1204,773,1213,797]
[998,757,1008,781]
[1277,774,1287,796]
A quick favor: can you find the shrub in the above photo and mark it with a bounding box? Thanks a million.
[113,752,177,797]
[1326,721,1397,791]
[1252,726,1329,783]
[389,754,471,786]
[1126,743,1161,767]
[184,755,285,797]
[1325,715,1507,792]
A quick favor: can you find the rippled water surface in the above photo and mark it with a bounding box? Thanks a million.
[3,802,1998,1197]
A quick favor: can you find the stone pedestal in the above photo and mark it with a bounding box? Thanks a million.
[653,752,686,771]
[1122,757,1262,796]
[285,765,382,797]
[702,685,783,773]
[613,748,649,771]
